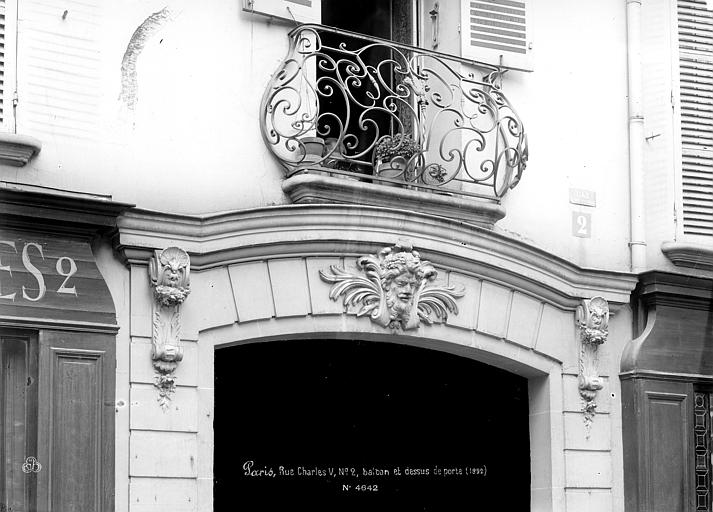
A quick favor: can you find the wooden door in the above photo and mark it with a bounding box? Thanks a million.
[36,330,115,512]
[0,330,38,512]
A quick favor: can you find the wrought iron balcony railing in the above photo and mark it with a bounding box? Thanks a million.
[261,24,528,201]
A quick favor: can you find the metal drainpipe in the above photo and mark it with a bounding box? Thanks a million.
[627,0,647,273]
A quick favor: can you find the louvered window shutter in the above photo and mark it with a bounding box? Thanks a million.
[460,0,533,71]
[242,0,321,24]
[0,0,6,128]
[0,0,16,133]
[678,0,713,237]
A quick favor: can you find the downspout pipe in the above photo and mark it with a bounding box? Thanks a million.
[626,0,647,273]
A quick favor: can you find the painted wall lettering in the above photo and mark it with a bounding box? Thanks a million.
[56,257,78,295]
[0,239,79,302]
[0,229,116,325]
[0,240,17,300]
[22,243,46,301]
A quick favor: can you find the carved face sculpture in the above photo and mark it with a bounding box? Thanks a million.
[163,259,182,287]
[157,247,189,290]
[319,243,464,331]
[386,271,418,315]
[581,298,609,345]
[589,307,603,329]
[381,251,423,322]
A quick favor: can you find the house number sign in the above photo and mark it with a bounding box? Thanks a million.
[572,212,592,238]
[0,229,116,325]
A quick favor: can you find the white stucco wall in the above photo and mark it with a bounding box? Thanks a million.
[499,0,632,271]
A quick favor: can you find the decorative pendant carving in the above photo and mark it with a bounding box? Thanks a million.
[575,296,609,435]
[148,247,191,410]
[319,243,464,331]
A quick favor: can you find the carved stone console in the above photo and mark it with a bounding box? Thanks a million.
[0,133,42,166]
[575,296,609,434]
[319,242,464,331]
[148,247,191,409]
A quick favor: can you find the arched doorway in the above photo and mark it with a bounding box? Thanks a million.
[214,339,531,511]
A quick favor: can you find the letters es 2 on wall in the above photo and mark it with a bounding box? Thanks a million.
[0,239,79,302]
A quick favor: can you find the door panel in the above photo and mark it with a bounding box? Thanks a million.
[36,330,115,512]
[0,332,38,512]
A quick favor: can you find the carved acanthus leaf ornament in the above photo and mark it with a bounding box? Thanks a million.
[319,243,464,331]
[576,296,609,435]
[148,247,191,410]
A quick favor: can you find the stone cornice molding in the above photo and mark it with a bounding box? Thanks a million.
[0,182,134,236]
[0,133,42,166]
[0,317,120,334]
[635,269,713,310]
[661,240,713,273]
[114,204,637,310]
[282,173,506,229]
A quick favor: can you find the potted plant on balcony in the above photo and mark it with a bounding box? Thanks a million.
[374,134,419,183]
[324,137,347,173]
[322,137,365,179]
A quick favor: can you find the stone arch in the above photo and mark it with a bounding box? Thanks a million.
[204,320,558,378]
[117,204,636,512]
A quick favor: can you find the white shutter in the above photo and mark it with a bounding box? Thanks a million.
[242,0,321,24]
[460,0,533,71]
[0,0,16,132]
[678,0,713,236]
[0,0,6,127]
[18,0,101,140]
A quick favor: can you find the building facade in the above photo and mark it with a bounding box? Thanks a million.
[0,0,711,511]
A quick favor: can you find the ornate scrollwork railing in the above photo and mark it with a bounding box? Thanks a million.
[260,24,528,200]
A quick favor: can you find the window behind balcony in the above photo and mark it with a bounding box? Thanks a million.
[319,0,415,165]
[322,0,414,43]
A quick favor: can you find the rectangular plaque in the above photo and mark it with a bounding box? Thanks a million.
[569,188,597,207]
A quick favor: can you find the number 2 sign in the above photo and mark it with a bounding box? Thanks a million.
[572,212,592,238]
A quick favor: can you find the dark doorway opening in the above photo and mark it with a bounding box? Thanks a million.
[214,339,531,511]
